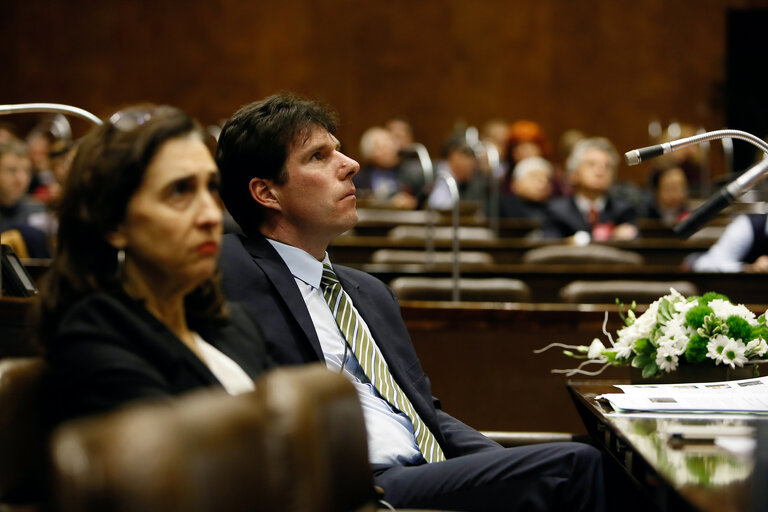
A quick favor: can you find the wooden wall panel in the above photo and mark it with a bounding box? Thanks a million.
[3,0,768,184]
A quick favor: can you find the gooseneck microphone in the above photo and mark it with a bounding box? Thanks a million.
[673,157,768,238]
[624,128,768,238]
[624,129,768,166]
[0,103,103,125]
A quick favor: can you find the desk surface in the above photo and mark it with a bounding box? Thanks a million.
[569,381,755,512]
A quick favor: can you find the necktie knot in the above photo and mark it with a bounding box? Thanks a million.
[320,263,340,289]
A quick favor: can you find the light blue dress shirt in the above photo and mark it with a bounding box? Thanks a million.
[692,214,767,272]
[267,239,424,466]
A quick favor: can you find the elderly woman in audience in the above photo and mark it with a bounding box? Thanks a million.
[36,105,272,424]
[541,137,638,241]
[498,156,553,221]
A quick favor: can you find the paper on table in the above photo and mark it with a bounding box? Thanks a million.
[598,376,768,413]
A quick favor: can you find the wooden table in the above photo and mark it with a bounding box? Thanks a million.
[569,380,757,512]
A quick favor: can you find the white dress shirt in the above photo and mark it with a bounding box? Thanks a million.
[267,239,424,466]
[692,214,765,272]
[194,333,256,395]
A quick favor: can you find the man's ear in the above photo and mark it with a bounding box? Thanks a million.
[248,177,281,212]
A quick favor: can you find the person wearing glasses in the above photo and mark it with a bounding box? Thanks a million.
[216,93,606,512]
[37,105,272,424]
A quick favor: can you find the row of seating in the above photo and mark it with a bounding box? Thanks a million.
[0,356,572,512]
[0,360,378,512]
[387,277,698,304]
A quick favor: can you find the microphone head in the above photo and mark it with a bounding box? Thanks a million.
[624,150,641,166]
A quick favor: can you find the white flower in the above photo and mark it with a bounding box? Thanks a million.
[746,338,768,358]
[708,299,758,325]
[612,339,633,360]
[720,339,748,369]
[617,300,659,345]
[656,344,679,373]
[707,334,731,364]
[659,316,690,355]
[587,338,606,359]
[674,297,698,316]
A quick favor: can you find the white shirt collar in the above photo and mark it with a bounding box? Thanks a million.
[266,238,330,289]
[574,193,606,215]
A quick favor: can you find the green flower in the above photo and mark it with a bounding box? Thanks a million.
[684,334,709,364]
[725,316,752,342]
[685,305,713,330]
[698,291,729,306]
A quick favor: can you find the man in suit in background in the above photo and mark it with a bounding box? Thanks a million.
[215,93,605,511]
[542,137,638,241]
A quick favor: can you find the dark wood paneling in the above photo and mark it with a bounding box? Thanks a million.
[5,0,768,184]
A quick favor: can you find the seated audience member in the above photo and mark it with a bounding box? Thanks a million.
[385,117,415,152]
[661,123,706,193]
[26,131,55,195]
[644,161,690,224]
[32,139,78,205]
[542,137,638,241]
[36,105,271,425]
[500,120,551,195]
[0,140,53,257]
[691,214,768,272]
[428,136,487,211]
[216,93,606,512]
[480,119,510,179]
[354,126,418,209]
[0,121,19,144]
[498,156,553,221]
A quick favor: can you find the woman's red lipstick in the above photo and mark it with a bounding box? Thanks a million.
[197,241,219,255]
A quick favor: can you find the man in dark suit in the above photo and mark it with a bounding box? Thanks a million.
[542,137,638,241]
[215,93,605,511]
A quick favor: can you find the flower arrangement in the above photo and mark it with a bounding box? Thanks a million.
[537,289,768,378]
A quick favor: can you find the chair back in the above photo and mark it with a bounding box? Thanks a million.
[522,244,644,265]
[256,365,376,512]
[1,230,30,260]
[371,250,493,265]
[389,277,531,302]
[559,280,699,304]
[49,364,376,512]
[0,358,49,505]
[387,225,496,242]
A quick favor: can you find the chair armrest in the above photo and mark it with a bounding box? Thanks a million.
[481,431,573,447]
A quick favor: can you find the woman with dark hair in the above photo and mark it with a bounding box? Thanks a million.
[37,105,271,424]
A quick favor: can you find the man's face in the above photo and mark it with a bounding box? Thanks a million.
[572,147,614,194]
[447,150,476,184]
[0,152,32,207]
[270,126,360,242]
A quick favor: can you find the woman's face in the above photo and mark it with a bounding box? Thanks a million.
[107,134,222,297]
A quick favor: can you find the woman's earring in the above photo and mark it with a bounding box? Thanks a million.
[116,248,126,280]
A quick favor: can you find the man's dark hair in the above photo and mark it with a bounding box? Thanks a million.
[216,93,338,235]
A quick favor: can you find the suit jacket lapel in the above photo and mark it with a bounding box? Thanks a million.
[240,235,326,361]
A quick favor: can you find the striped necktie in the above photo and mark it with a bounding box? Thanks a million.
[320,263,446,463]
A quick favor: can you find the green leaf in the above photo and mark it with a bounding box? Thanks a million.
[632,353,651,368]
[633,338,654,355]
[642,360,660,378]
